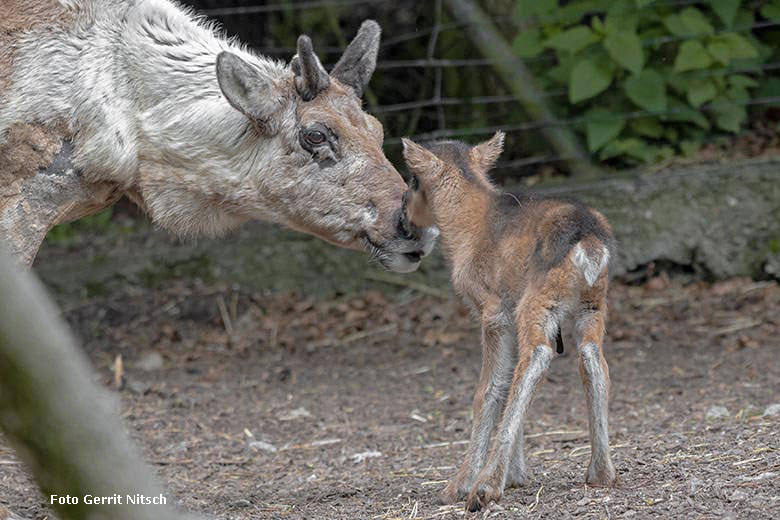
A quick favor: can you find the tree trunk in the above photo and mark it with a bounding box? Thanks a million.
[0,248,203,520]
[443,0,598,177]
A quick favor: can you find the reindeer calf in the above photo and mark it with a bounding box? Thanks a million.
[402,133,618,512]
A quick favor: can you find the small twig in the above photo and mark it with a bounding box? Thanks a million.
[279,438,342,451]
[408,500,419,519]
[269,321,278,348]
[414,440,470,450]
[113,353,123,390]
[527,484,544,512]
[339,324,398,346]
[733,457,764,466]
[216,296,233,336]
[526,429,586,439]
[365,272,451,299]
[712,319,762,336]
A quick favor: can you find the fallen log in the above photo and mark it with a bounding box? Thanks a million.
[29,156,780,305]
[537,156,780,279]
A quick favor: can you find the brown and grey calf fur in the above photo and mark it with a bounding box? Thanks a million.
[1,0,436,270]
[402,133,618,512]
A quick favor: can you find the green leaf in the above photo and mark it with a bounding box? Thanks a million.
[712,99,747,132]
[599,138,660,163]
[548,54,578,86]
[726,84,750,102]
[584,108,626,152]
[710,0,740,28]
[592,16,606,36]
[728,74,759,88]
[663,15,688,37]
[712,33,759,61]
[679,140,701,157]
[545,26,600,54]
[630,117,664,138]
[599,138,643,160]
[664,8,714,37]
[687,78,718,107]
[556,2,611,25]
[569,58,613,103]
[707,40,731,65]
[756,77,780,99]
[605,0,639,34]
[516,0,557,19]
[624,69,667,112]
[679,7,715,35]
[636,0,655,7]
[734,8,755,28]
[513,29,545,58]
[674,40,713,72]
[760,1,780,21]
[666,73,691,95]
[667,97,711,129]
[604,31,644,75]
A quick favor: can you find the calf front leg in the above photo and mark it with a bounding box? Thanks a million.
[465,301,554,512]
[440,305,515,504]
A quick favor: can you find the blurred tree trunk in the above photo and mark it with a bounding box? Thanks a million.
[0,248,202,520]
[444,0,599,177]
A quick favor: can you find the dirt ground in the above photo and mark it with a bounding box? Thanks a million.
[1,273,779,519]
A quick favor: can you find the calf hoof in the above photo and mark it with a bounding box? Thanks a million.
[439,475,470,505]
[465,479,503,512]
[585,461,618,487]
[504,474,527,490]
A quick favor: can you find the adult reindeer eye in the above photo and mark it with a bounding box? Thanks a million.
[306,130,327,146]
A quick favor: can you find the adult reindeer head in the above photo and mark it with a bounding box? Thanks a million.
[213,21,437,273]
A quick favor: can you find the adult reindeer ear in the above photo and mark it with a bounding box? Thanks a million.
[216,51,281,131]
[291,35,330,101]
[330,20,380,98]
[469,131,505,174]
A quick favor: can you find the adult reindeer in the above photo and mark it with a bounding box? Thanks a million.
[0,0,436,268]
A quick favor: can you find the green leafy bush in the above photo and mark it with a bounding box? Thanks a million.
[512,0,776,164]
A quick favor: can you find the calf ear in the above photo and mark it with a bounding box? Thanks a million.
[330,20,380,98]
[216,52,281,132]
[469,131,505,174]
[402,138,441,175]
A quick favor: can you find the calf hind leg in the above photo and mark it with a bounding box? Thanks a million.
[465,300,555,512]
[576,303,617,486]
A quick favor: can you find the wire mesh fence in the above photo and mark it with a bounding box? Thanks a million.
[188,0,780,180]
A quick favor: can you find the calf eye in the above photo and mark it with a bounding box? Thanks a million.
[306,130,327,146]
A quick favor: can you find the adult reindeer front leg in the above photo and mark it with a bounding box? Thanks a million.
[440,299,515,504]
[0,127,121,268]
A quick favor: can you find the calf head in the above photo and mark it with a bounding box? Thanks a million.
[401,132,505,229]
[215,21,436,273]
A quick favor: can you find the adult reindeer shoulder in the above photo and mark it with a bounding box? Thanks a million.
[0,0,436,270]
